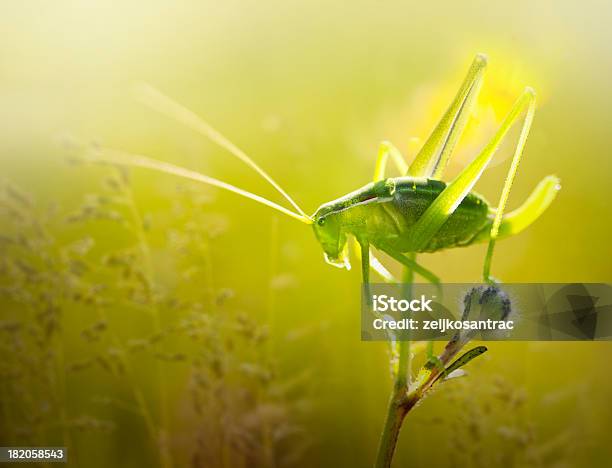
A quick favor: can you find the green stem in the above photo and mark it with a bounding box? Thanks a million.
[124,181,172,468]
[374,257,416,467]
[375,396,408,468]
[262,216,279,468]
[375,391,420,468]
[375,344,415,468]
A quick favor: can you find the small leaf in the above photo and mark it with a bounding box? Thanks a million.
[444,345,488,377]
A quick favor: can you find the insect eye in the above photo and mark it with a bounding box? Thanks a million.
[318,218,326,226]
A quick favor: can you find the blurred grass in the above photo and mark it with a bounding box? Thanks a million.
[1,1,612,467]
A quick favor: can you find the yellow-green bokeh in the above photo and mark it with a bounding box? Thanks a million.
[1,1,611,467]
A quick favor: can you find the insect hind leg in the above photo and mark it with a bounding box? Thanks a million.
[482,89,537,282]
[405,88,537,257]
[407,54,487,179]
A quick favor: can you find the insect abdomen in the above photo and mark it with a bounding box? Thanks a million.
[393,178,490,252]
[351,178,490,253]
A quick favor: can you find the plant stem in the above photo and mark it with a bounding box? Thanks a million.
[374,258,416,467]
[124,181,172,468]
[375,396,407,468]
[375,391,419,468]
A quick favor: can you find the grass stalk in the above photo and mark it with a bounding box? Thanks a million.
[123,183,173,468]
[375,255,456,467]
[374,259,414,468]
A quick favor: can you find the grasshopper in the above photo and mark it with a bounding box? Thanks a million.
[90,54,559,288]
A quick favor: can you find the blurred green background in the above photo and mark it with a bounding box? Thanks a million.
[1,1,611,467]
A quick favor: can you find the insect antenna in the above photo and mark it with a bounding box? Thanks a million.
[86,146,313,224]
[134,83,310,221]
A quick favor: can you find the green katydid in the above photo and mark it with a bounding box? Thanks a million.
[89,54,560,289]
